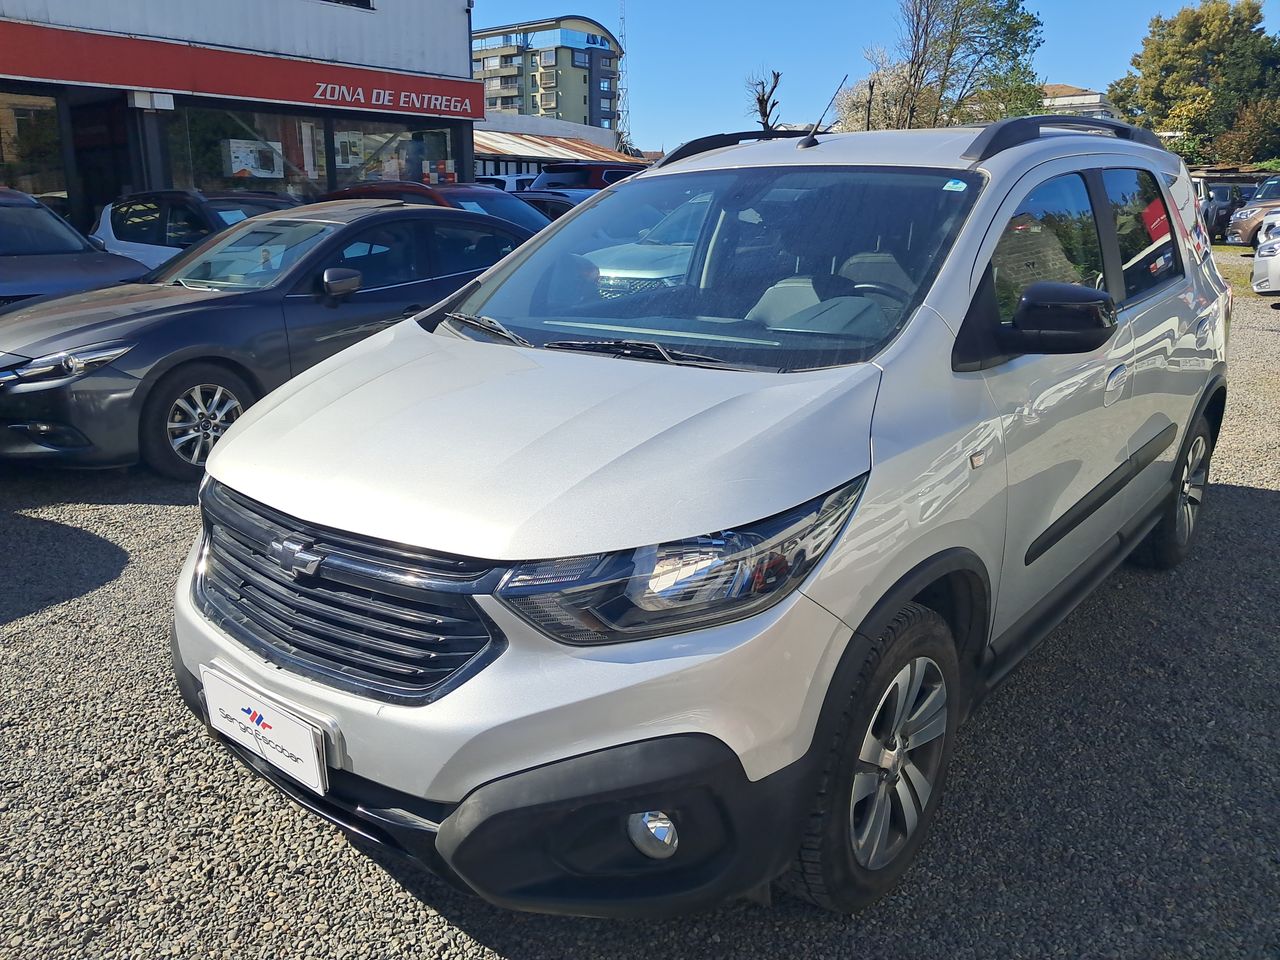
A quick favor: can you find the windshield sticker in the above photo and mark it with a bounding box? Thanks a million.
[943,179,968,192]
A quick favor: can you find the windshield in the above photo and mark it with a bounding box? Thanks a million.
[447,190,550,233]
[1252,177,1280,202]
[437,166,982,371]
[0,204,89,255]
[155,218,333,289]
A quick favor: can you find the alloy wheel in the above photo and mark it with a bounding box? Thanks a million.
[166,383,243,466]
[849,656,948,871]
[1176,435,1209,545]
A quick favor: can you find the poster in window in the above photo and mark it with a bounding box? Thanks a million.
[335,131,365,169]
[222,139,284,179]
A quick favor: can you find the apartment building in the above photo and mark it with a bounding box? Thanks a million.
[472,16,621,131]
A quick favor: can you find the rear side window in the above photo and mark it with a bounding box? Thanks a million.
[428,223,519,276]
[111,200,163,245]
[990,173,1104,322]
[166,202,212,247]
[1100,168,1183,302]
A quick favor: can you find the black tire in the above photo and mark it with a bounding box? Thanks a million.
[1128,414,1214,570]
[780,602,961,913]
[139,363,255,481]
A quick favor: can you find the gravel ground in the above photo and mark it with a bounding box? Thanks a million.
[2,252,1278,959]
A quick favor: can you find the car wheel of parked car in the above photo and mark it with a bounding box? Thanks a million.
[140,363,255,481]
[782,602,961,913]
[1129,414,1214,570]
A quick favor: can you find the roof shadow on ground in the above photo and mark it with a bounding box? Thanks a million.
[0,512,128,625]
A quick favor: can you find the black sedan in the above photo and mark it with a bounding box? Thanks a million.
[0,199,532,479]
[0,188,146,308]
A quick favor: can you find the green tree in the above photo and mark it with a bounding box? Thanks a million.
[837,0,1042,130]
[1215,99,1280,162]
[1108,0,1280,138]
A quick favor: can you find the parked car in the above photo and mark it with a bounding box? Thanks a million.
[1225,174,1280,246]
[0,200,532,478]
[1250,234,1280,292]
[91,189,302,268]
[0,188,146,308]
[514,187,597,221]
[475,174,536,192]
[529,160,647,190]
[1199,182,1247,241]
[171,119,1228,919]
[322,181,550,234]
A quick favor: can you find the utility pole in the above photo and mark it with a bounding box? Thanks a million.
[616,0,631,153]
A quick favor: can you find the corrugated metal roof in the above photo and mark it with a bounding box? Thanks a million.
[473,130,640,163]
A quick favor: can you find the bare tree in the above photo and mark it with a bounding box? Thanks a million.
[746,69,783,131]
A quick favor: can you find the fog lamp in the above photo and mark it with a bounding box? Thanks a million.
[627,811,678,860]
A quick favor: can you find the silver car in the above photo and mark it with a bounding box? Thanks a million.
[171,118,1229,918]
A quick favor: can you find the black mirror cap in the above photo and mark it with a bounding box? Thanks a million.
[323,267,362,298]
[1001,281,1118,355]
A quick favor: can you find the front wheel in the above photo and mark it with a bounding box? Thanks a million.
[781,602,961,912]
[140,363,255,481]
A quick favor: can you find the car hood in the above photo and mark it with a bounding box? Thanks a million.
[208,322,880,559]
[0,283,235,358]
[0,251,147,301]
[585,242,692,279]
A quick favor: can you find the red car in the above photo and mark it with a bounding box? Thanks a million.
[323,181,551,234]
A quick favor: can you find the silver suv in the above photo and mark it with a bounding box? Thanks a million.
[171,117,1230,917]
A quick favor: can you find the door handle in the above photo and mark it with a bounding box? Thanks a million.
[1103,362,1129,407]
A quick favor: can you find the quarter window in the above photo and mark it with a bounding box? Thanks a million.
[990,173,1105,322]
[1101,168,1183,301]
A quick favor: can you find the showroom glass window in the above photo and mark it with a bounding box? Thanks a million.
[167,106,329,199]
[331,120,453,189]
[0,91,67,201]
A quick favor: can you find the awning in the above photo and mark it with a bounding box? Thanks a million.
[472,129,638,164]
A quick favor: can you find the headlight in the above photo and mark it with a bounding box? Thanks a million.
[1231,208,1255,221]
[497,477,866,644]
[1258,242,1280,258]
[0,342,132,384]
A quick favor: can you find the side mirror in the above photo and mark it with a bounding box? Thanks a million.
[998,281,1118,355]
[86,235,107,252]
[323,267,362,299]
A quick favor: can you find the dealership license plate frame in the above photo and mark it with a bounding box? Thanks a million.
[200,666,329,796]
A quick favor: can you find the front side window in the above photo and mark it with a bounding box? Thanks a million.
[319,221,423,289]
[112,200,162,245]
[1252,176,1280,201]
[437,166,983,372]
[156,219,333,290]
[0,203,88,255]
[990,173,1104,322]
[1101,168,1183,301]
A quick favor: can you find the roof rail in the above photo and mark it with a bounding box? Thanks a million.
[653,130,812,169]
[962,115,1164,162]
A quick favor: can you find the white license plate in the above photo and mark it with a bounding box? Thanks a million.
[200,667,328,795]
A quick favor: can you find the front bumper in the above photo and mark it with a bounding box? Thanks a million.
[0,366,141,466]
[173,635,818,917]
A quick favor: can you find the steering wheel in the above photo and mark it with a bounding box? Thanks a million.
[849,281,913,306]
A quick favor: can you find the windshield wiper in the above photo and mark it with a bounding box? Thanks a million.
[543,338,763,370]
[444,312,533,347]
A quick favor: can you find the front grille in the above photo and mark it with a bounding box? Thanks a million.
[195,480,505,704]
[597,276,669,299]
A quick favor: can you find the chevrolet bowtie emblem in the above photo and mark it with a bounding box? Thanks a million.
[267,537,324,578]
